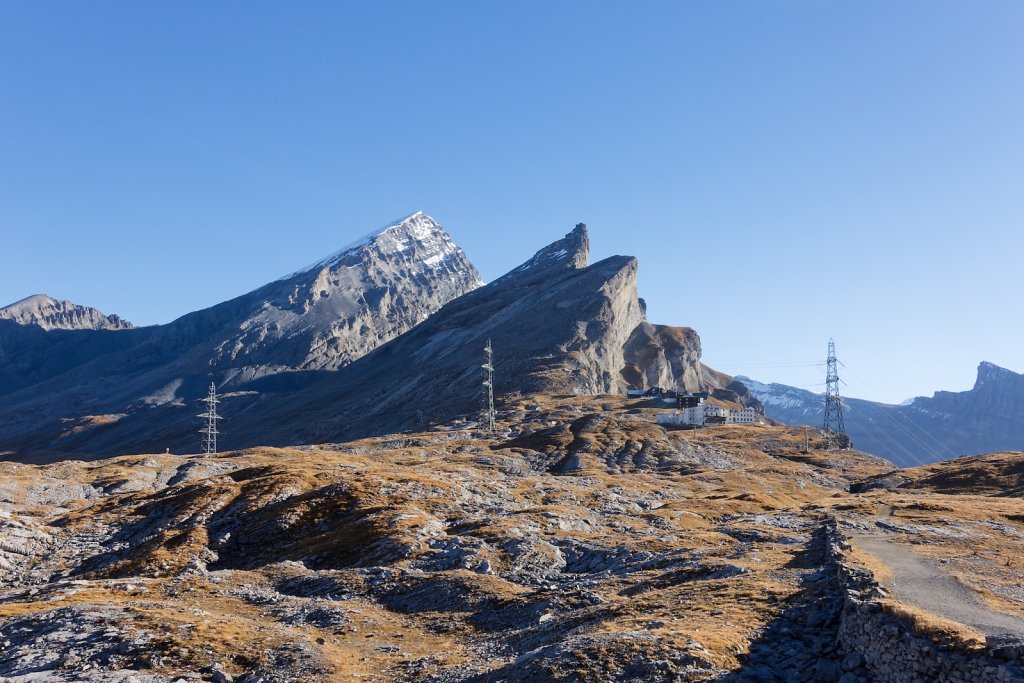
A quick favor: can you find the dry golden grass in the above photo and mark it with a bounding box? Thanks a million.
[879,600,987,650]
[4,395,1022,680]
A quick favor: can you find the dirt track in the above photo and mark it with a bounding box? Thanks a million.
[853,534,1024,638]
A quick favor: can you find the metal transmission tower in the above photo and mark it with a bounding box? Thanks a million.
[482,339,496,433]
[822,339,850,449]
[199,382,222,454]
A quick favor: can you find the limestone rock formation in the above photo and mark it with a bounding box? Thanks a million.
[193,211,483,381]
[621,322,703,393]
[4,397,1018,682]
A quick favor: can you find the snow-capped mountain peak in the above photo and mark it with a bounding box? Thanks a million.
[278,211,457,281]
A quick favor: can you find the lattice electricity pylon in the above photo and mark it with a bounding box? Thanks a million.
[822,339,850,449]
[482,339,496,434]
[199,382,222,454]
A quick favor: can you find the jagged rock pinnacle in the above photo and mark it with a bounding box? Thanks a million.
[500,223,590,285]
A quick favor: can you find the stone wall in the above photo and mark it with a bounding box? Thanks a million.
[823,521,1024,683]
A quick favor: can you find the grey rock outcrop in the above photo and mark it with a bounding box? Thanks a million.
[0,294,133,330]
[621,322,703,393]
[195,211,482,380]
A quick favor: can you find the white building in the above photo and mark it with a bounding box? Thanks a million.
[656,405,705,427]
[729,407,760,424]
[656,403,762,428]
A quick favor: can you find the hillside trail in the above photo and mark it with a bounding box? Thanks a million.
[849,511,1024,638]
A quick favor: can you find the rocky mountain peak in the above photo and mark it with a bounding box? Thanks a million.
[501,223,590,283]
[187,222,708,447]
[974,361,1018,390]
[195,211,483,377]
[281,211,460,280]
[0,294,133,331]
[0,212,485,459]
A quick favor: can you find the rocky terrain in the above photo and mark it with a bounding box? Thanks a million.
[1,219,723,461]
[0,213,481,462]
[739,362,1024,467]
[2,394,1022,682]
[0,294,134,331]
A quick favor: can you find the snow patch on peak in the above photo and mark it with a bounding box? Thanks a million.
[733,375,767,392]
[508,223,590,276]
[277,212,449,281]
[735,375,821,411]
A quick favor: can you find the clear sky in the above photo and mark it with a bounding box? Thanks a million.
[1,2,1021,404]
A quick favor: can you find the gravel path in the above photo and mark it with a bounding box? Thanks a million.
[853,534,1024,638]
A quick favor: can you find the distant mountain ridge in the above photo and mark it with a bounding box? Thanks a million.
[0,212,482,460]
[214,222,712,447]
[0,294,133,331]
[737,362,1024,467]
[0,219,716,460]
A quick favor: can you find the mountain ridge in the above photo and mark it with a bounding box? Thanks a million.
[0,219,712,460]
[178,223,706,449]
[737,361,1024,467]
[0,213,482,460]
[0,294,133,331]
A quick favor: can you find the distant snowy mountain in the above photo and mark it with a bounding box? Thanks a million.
[736,363,1024,467]
[0,294,133,331]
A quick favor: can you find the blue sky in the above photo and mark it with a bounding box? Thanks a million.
[1,2,1021,404]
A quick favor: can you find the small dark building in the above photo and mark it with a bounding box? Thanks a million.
[676,391,709,409]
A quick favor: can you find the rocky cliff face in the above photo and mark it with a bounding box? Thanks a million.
[189,211,482,384]
[0,294,133,330]
[738,362,1024,467]
[621,323,703,393]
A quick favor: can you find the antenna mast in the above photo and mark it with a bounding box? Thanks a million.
[482,339,496,433]
[199,382,222,454]
[822,339,849,449]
